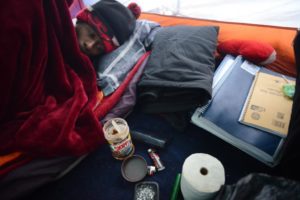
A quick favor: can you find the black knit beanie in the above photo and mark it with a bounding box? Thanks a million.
[90,0,136,45]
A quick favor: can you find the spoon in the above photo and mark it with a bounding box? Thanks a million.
[112,119,122,134]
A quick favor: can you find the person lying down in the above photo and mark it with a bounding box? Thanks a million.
[74,0,160,95]
[73,0,160,121]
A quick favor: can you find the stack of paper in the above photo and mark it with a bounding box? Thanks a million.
[239,71,295,137]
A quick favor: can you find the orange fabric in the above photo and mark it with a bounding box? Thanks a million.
[140,13,297,77]
[0,152,32,177]
[93,91,104,111]
[0,152,22,166]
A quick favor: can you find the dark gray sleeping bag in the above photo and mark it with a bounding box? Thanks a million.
[137,25,219,113]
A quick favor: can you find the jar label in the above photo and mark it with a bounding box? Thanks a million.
[109,134,133,158]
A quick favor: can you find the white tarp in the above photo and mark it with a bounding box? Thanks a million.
[84,0,300,28]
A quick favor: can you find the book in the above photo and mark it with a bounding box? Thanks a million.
[239,71,295,137]
[191,55,286,167]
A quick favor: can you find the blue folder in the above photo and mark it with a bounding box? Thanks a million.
[191,55,285,166]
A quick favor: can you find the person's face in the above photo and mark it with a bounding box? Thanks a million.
[76,23,104,57]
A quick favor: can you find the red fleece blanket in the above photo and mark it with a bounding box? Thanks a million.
[0,0,105,157]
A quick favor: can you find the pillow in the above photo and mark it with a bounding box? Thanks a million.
[140,13,297,77]
[137,25,219,113]
[217,40,276,65]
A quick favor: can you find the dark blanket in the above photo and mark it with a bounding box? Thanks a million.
[216,173,300,200]
[0,0,104,157]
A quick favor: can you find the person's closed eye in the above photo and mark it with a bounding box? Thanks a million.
[89,33,96,39]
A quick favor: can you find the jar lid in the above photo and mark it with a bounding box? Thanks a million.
[121,155,147,182]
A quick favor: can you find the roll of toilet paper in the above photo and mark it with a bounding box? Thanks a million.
[180,153,225,200]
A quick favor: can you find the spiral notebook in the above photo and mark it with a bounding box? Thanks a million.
[191,55,286,167]
[239,71,295,137]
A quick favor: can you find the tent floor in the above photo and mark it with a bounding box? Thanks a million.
[28,108,272,200]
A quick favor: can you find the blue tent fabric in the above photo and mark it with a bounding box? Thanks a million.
[28,109,271,200]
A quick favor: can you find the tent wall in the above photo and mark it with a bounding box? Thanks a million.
[69,0,85,18]
[82,0,300,28]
